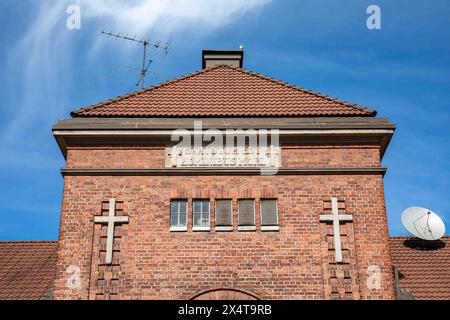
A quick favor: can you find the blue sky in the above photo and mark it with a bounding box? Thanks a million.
[0,0,449,239]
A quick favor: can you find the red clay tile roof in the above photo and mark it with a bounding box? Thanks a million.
[390,236,450,300]
[0,241,58,300]
[71,64,376,118]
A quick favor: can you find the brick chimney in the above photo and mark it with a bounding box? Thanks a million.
[202,49,244,68]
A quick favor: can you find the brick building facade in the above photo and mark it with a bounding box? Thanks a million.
[51,50,396,300]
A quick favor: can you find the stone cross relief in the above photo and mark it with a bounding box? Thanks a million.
[320,197,353,263]
[94,199,129,265]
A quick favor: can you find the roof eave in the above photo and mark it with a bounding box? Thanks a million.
[53,116,395,161]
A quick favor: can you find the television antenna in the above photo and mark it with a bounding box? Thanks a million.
[101,30,170,89]
[401,207,446,240]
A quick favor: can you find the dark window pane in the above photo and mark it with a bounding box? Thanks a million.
[179,211,187,226]
[239,200,255,226]
[261,200,278,226]
[170,201,178,213]
[170,211,178,226]
[193,201,201,213]
[180,201,187,213]
[201,201,210,227]
[193,212,201,226]
[216,200,232,226]
[203,201,210,213]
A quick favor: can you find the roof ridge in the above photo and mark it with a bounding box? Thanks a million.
[71,64,226,117]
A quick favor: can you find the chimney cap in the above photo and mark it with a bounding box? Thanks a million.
[202,49,244,69]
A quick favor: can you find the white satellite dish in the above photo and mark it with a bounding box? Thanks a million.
[401,207,446,240]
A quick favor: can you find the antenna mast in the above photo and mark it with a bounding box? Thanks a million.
[101,30,170,89]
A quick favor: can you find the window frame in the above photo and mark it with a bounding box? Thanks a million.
[192,199,211,231]
[238,199,256,231]
[260,199,279,231]
[215,199,233,232]
[169,199,188,232]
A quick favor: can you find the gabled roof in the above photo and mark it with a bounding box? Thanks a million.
[390,236,450,300]
[71,65,376,118]
[0,241,58,300]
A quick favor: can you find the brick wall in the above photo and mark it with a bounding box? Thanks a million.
[53,144,395,300]
[65,145,380,169]
[282,145,381,168]
[66,146,166,169]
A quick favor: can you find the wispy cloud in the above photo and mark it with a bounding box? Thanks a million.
[3,0,271,143]
[81,0,271,35]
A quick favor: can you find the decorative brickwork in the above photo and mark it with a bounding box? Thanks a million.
[320,198,360,300]
[90,200,129,300]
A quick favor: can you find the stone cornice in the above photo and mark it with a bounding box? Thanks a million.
[53,117,395,131]
[53,117,395,161]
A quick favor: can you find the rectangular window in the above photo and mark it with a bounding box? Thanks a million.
[170,200,187,231]
[260,200,279,231]
[193,200,210,231]
[215,200,233,231]
[238,200,256,231]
